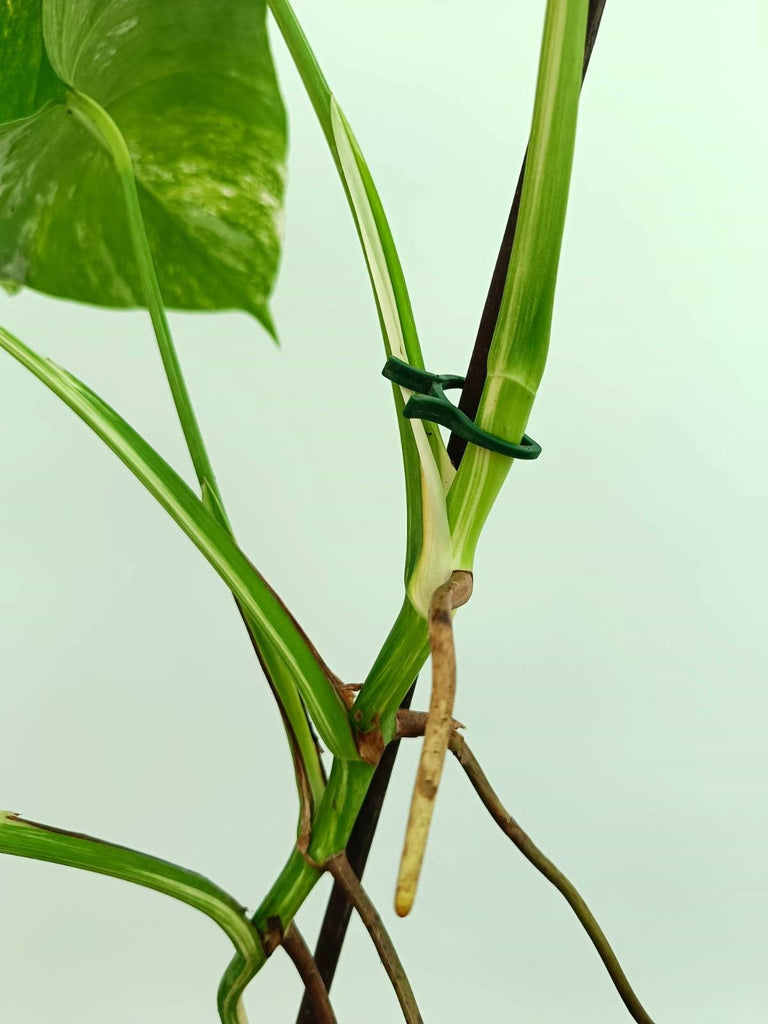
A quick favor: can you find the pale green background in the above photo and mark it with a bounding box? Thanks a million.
[1,2,766,1021]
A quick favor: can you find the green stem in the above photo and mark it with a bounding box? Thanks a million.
[266,0,336,159]
[236,608,431,979]
[0,323,358,762]
[353,599,430,734]
[253,846,323,937]
[65,87,329,799]
[65,88,225,513]
[265,0,425,368]
[249,607,429,915]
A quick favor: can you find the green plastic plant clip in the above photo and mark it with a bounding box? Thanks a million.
[382,357,542,460]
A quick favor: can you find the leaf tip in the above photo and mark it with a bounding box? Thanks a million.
[250,302,280,346]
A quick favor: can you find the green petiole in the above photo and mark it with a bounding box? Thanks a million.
[448,0,589,569]
[0,811,264,1024]
[0,322,359,763]
[63,86,329,807]
[267,0,455,619]
[65,88,226,520]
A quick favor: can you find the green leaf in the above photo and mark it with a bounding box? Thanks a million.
[0,322,359,761]
[0,1,42,122]
[0,0,286,326]
[0,810,263,1024]
[0,1,60,122]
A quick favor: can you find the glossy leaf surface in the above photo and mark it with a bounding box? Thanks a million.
[0,1,58,122]
[0,0,286,327]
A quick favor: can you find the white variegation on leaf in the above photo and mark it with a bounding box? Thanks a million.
[330,97,452,617]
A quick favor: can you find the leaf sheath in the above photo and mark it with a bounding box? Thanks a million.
[447,0,608,468]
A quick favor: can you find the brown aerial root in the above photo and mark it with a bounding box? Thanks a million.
[296,682,418,1024]
[395,708,464,739]
[393,715,658,1024]
[395,570,473,916]
[326,852,424,1024]
[281,922,339,1024]
[447,731,657,1024]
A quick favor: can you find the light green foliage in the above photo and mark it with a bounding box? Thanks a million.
[0,0,285,327]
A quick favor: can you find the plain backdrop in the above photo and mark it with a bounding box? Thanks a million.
[1,2,766,1021]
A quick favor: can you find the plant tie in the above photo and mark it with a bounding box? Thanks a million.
[382,357,541,460]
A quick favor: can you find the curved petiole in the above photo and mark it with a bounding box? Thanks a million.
[64,88,224,517]
[0,323,359,761]
[64,85,326,818]
[267,0,454,617]
[0,811,264,1024]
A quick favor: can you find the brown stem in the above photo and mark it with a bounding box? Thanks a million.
[326,852,424,1024]
[446,0,609,468]
[396,571,473,916]
[296,684,416,1024]
[395,708,464,739]
[448,731,657,1024]
[282,922,339,1024]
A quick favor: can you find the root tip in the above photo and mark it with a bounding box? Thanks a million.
[394,886,414,917]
